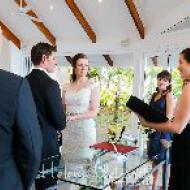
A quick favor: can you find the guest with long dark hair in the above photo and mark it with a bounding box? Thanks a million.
[147,70,175,190]
[137,48,190,190]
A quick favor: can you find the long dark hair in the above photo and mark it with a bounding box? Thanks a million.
[71,53,88,82]
[180,48,190,63]
[180,48,190,86]
[156,70,172,93]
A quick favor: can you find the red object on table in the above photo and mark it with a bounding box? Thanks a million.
[90,142,137,154]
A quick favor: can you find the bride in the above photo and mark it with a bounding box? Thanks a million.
[62,53,100,162]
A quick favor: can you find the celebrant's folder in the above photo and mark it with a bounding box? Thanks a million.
[126,95,168,122]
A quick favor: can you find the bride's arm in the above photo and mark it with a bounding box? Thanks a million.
[138,82,190,134]
[67,84,100,121]
[166,92,175,119]
[62,84,67,112]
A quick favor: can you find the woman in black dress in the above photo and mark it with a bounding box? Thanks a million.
[148,70,174,190]
[137,48,190,190]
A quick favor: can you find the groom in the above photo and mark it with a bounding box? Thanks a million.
[26,42,66,190]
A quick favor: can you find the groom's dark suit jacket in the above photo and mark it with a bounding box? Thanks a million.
[0,69,42,190]
[26,69,66,164]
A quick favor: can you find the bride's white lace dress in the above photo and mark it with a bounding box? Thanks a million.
[60,83,110,190]
[61,83,97,161]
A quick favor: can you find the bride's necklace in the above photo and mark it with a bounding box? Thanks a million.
[72,79,89,91]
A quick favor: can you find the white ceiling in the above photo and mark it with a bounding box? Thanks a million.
[135,0,181,31]
[74,0,139,42]
[0,0,190,54]
[33,0,89,42]
[0,0,47,44]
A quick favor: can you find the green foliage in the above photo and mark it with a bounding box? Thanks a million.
[172,69,183,99]
[88,67,133,111]
[88,65,182,110]
[87,65,182,136]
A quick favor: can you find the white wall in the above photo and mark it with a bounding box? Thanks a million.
[0,36,24,76]
[0,36,11,71]
[10,42,25,76]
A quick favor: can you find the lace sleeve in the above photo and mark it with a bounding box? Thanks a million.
[62,83,69,106]
[89,81,100,111]
[90,81,100,90]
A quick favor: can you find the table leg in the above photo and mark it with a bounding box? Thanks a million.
[122,160,127,190]
[162,148,169,190]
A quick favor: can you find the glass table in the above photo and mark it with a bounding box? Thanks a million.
[37,144,170,190]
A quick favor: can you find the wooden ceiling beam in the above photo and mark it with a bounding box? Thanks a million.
[65,0,96,43]
[14,0,56,46]
[0,20,21,49]
[124,0,145,39]
[103,54,113,66]
[65,56,73,65]
[66,54,113,66]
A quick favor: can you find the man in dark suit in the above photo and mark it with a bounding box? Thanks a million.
[26,42,66,190]
[0,27,42,190]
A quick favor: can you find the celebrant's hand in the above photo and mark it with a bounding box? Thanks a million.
[137,114,148,127]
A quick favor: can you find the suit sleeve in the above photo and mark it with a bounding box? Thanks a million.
[46,81,66,130]
[15,79,42,190]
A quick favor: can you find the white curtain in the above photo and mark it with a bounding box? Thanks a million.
[23,56,32,76]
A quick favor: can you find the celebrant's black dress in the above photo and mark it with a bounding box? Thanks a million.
[169,81,190,190]
[168,124,190,190]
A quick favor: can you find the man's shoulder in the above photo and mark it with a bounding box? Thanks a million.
[0,69,23,87]
[26,70,59,91]
[27,69,54,81]
[0,69,22,80]
[0,70,24,105]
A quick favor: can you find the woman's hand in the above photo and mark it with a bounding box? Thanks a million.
[66,115,76,122]
[137,115,148,127]
[160,139,171,149]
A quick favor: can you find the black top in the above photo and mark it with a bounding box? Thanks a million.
[169,125,190,190]
[167,83,190,189]
[149,94,172,140]
[150,93,166,115]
